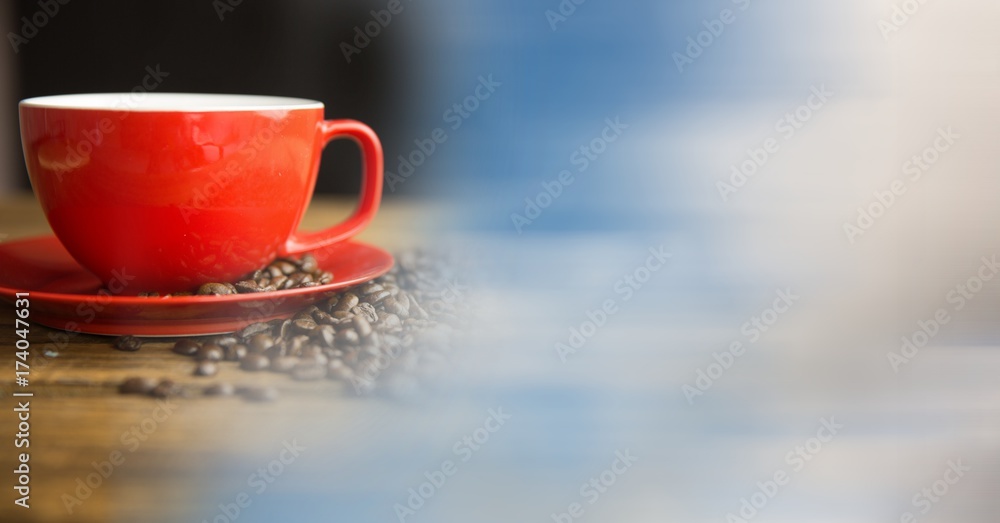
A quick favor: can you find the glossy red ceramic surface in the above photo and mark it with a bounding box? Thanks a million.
[19,94,383,294]
[0,236,393,336]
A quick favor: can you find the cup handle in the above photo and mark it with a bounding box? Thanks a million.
[280,119,383,256]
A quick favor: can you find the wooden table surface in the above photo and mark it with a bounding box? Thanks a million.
[0,195,445,523]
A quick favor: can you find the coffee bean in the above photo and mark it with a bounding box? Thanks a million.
[288,272,313,288]
[300,253,319,273]
[204,383,235,396]
[239,322,271,339]
[197,343,224,362]
[114,335,143,352]
[240,353,270,371]
[267,265,284,278]
[225,344,248,361]
[211,335,239,348]
[336,329,360,345]
[247,333,275,353]
[292,318,317,334]
[353,315,373,338]
[383,296,409,317]
[366,289,392,304]
[334,293,359,312]
[240,386,279,402]
[302,305,321,316]
[274,260,298,275]
[235,280,262,293]
[285,335,310,355]
[119,377,157,394]
[313,310,336,325]
[137,291,160,298]
[299,343,321,357]
[194,361,219,376]
[359,282,384,296]
[300,351,329,367]
[270,274,287,288]
[379,313,402,332]
[150,379,179,398]
[197,282,235,295]
[351,302,378,323]
[270,356,300,373]
[172,339,201,356]
[317,271,333,284]
[324,296,340,311]
[277,319,293,339]
[263,344,286,360]
[287,272,307,287]
[331,310,354,320]
[291,363,327,381]
[315,325,335,347]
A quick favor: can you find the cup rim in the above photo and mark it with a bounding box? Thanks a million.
[19,92,325,112]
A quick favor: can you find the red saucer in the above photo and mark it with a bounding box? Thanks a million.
[0,236,393,336]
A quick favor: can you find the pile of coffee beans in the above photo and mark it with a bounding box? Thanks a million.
[135,253,333,297]
[117,249,468,400]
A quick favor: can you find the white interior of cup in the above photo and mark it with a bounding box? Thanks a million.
[19,93,324,112]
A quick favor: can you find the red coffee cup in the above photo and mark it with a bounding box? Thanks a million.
[19,93,383,294]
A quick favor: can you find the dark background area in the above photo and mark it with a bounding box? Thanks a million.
[4,0,425,195]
